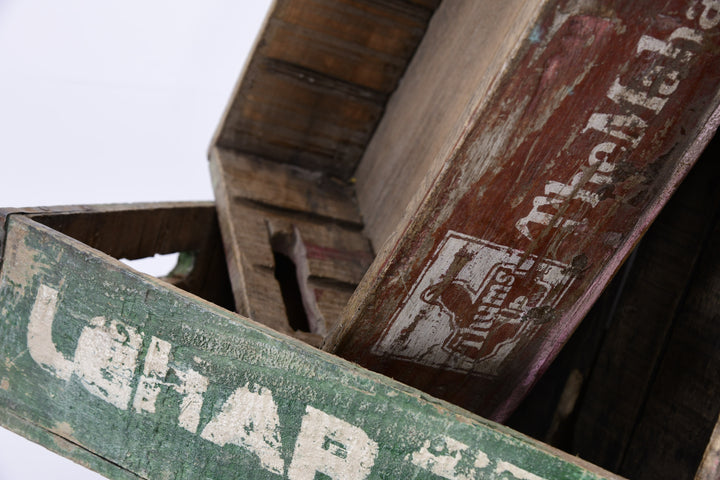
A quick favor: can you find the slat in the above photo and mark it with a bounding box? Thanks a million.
[570,135,720,473]
[212,149,362,225]
[15,202,218,260]
[615,213,720,479]
[0,213,623,479]
[210,148,373,343]
[325,0,720,421]
[213,0,438,179]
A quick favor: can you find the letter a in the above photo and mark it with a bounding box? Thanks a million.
[287,406,378,480]
[200,384,284,475]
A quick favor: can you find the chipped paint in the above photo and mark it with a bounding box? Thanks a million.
[329,0,720,422]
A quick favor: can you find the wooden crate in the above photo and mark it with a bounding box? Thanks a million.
[3,0,720,478]
[0,204,621,479]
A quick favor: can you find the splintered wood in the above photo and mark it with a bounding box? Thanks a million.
[210,147,373,345]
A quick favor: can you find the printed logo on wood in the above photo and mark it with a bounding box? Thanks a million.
[373,232,574,375]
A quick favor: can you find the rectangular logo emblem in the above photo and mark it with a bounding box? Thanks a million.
[373,231,575,375]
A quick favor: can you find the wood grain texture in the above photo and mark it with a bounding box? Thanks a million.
[325,0,720,422]
[213,0,438,179]
[0,214,623,480]
[505,258,634,445]
[355,0,544,250]
[213,150,362,225]
[210,148,373,343]
[1,203,236,311]
[569,135,720,473]
[615,213,720,480]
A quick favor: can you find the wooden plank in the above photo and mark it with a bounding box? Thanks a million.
[325,0,720,421]
[213,0,438,179]
[0,213,623,480]
[12,202,218,260]
[503,131,720,480]
[569,134,720,472]
[210,148,373,343]
[613,212,720,480]
[355,0,545,250]
[505,259,634,445]
[211,148,362,225]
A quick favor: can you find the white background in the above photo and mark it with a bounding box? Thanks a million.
[0,1,272,478]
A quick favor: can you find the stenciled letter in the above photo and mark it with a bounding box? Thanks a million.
[27,284,75,380]
[287,406,378,480]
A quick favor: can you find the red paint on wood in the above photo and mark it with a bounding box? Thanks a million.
[304,243,374,266]
[328,0,720,421]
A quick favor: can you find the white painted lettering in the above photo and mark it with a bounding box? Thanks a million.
[409,435,545,480]
[669,26,705,44]
[133,336,171,414]
[637,34,697,63]
[174,368,208,433]
[410,436,473,480]
[587,142,620,184]
[133,336,208,433]
[496,460,547,480]
[583,112,647,148]
[545,173,600,207]
[29,285,142,409]
[27,285,74,381]
[475,450,490,469]
[516,195,580,240]
[607,78,668,113]
[641,66,681,97]
[73,316,142,410]
[516,18,710,241]
[698,0,720,29]
[287,406,378,480]
[200,384,284,474]
[22,285,563,479]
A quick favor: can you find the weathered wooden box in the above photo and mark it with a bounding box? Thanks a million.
[4,0,720,478]
[0,204,620,479]
[202,0,720,477]
[208,0,720,420]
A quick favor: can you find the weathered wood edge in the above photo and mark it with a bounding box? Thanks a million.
[354,0,547,251]
[0,213,624,479]
[208,1,273,156]
[0,202,222,291]
[0,408,141,480]
[0,202,215,219]
[567,116,720,472]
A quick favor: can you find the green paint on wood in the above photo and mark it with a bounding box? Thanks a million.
[0,215,618,479]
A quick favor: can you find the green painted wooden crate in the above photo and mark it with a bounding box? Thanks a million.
[0,204,621,479]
